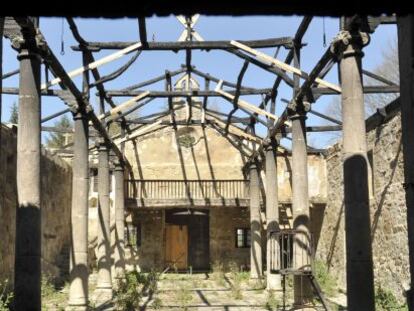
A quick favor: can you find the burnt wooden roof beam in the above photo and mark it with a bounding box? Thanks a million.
[70,37,294,51]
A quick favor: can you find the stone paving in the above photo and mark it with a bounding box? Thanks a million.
[42,272,344,310]
[136,273,334,311]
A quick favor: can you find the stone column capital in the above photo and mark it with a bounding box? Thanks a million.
[287,99,310,120]
[263,136,280,152]
[114,161,124,172]
[96,139,109,151]
[249,161,258,170]
[330,30,370,58]
[12,28,46,57]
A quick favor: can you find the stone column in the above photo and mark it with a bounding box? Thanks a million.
[14,32,42,311]
[249,162,262,279]
[337,26,375,311]
[398,15,414,310]
[289,104,313,308]
[67,110,90,310]
[265,140,282,290]
[113,162,126,279]
[96,141,113,299]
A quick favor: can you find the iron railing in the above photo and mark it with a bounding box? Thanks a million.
[126,179,249,200]
[269,229,313,275]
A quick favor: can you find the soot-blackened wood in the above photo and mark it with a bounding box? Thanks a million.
[226,60,249,133]
[190,67,259,91]
[123,119,250,125]
[1,68,19,80]
[41,108,71,123]
[228,48,294,87]
[123,67,186,91]
[308,109,342,125]
[104,89,272,97]
[362,69,398,86]
[138,17,148,48]
[71,37,293,51]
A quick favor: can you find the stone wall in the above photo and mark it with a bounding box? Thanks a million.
[129,209,165,271]
[119,105,327,272]
[210,207,252,269]
[123,107,327,202]
[316,100,410,300]
[0,125,73,284]
[124,207,254,272]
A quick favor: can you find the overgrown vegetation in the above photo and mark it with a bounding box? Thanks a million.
[265,290,281,311]
[314,260,338,296]
[0,279,13,311]
[229,263,244,300]
[176,282,193,310]
[211,260,226,287]
[41,275,67,311]
[375,284,408,311]
[114,270,160,311]
[151,296,163,309]
[45,115,73,149]
[8,102,18,124]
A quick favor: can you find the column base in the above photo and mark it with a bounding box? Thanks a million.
[250,273,263,280]
[267,274,282,291]
[94,287,113,304]
[292,304,317,311]
[66,305,89,311]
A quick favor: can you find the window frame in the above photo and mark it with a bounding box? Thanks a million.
[235,227,251,248]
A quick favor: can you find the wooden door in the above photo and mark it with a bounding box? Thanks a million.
[165,224,188,270]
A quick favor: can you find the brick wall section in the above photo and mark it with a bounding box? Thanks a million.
[316,100,410,300]
[0,125,72,284]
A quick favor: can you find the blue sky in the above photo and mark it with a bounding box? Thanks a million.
[0,16,397,148]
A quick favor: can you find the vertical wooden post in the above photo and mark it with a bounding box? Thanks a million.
[397,15,414,311]
[14,27,42,311]
[67,110,90,310]
[338,22,375,311]
[265,139,282,290]
[289,104,313,309]
[96,141,113,299]
[249,162,262,279]
[113,162,126,278]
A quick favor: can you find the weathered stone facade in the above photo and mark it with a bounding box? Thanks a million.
[316,100,410,300]
[113,105,327,272]
[0,125,73,284]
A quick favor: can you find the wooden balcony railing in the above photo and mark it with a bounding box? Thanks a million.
[125,179,249,200]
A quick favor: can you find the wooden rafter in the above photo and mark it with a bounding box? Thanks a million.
[7,17,129,168]
[231,40,342,93]
[97,91,150,120]
[42,42,142,90]
[71,37,294,51]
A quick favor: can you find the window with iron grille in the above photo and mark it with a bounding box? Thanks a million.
[125,223,141,249]
[235,228,251,248]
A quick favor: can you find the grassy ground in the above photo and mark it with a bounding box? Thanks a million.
[40,271,346,310]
